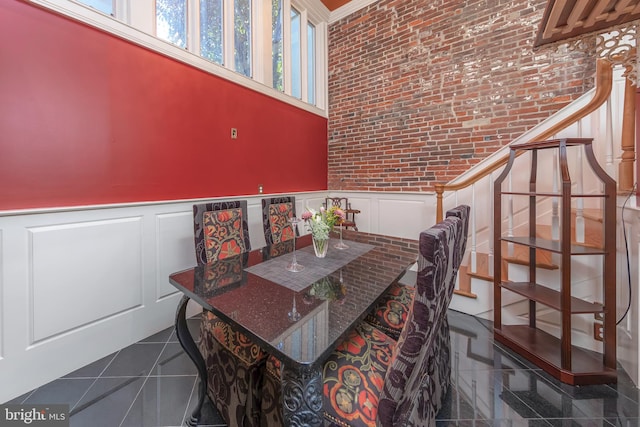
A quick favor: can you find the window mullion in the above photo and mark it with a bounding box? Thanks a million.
[129,0,154,33]
[114,0,127,22]
[316,22,327,110]
[188,0,199,54]
[283,0,292,95]
[252,0,265,84]
[224,0,235,71]
[300,9,308,103]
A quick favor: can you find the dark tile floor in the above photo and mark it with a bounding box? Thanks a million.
[6,310,639,426]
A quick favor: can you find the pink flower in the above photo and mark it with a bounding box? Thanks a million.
[320,206,325,213]
[335,208,345,220]
[301,211,313,220]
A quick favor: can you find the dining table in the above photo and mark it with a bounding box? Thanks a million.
[169,230,418,427]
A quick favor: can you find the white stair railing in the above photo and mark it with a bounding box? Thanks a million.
[605,97,615,175]
[488,172,494,277]
[470,183,477,273]
[507,172,514,257]
[436,59,623,302]
[575,118,586,244]
[552,149,560,241]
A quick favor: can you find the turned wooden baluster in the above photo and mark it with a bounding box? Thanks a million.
[619,62,636,192]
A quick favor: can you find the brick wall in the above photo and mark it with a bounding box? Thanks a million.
[327,0,595,191]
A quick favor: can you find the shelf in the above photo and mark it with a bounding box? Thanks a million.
[494,325,616,385]
[494,138,616,386]
[501,236,605,255]
[500,282,604,313]
[510,138,593,151]
[500,191,607,198]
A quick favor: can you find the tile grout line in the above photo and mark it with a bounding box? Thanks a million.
[117,333,172,427]
[69,350,121,414]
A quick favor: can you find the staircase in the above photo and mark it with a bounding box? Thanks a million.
[436,58,634,355]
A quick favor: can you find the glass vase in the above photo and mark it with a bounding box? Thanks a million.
[312,236,329,258]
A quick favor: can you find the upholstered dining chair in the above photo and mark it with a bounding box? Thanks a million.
[193,201,251,265]
[258,196,298,427]
[261,196,297,245]
[365,205,470,340]
[324,197,360,230]
[193,200,266,427]
[322,206,469,427]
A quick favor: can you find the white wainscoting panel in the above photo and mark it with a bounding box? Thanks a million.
[28,217,144,343]
[301,196,326,213]
[248,200,267,249]
[156,211,196,300]
[328,192,437,238]
[378,199,432,239]
[0,228,3,360]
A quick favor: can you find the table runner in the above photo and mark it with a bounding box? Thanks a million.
[244,238,374,292]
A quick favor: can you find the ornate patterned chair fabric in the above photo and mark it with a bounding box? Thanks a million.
[324,197,360,230]
[260,355,285,427]
[192,201,266,427]
[193,201,251,265]
[364,282,415,341]
[199,312,266,427]
[377,206,469,426]
[323,322,397,427]
[261,196,297,245]
[365,206,470,341]
[322,205,469,427]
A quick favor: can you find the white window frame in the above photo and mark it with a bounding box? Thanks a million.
[27,0,328,115]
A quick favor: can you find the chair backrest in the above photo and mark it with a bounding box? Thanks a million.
[445,205,471,275]
[377,205,470,425]
[261,196,297,245]
[200,255,247,297]
[324,197,349,210]
[193,200,251,265]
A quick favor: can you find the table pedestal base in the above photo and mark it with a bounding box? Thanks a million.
[175,296,207,427]
[282,365,324,426]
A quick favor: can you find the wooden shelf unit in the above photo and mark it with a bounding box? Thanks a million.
[493,138,617,386]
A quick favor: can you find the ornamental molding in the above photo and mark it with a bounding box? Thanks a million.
[547,20,640,85]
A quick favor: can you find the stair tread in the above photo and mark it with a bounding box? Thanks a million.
[579,207,604,222]
[515,209,604,247]
[455,206,604,298]
[462,263,493,282]
[501,241,559,270]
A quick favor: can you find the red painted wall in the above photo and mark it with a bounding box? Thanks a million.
[0,1,327,210]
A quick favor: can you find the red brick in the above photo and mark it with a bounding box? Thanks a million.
[327,0,594,191]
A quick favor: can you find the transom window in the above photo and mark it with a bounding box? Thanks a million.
[200,0,224,65]
[291,7,302,99]
[79,0,113,15]
[156,0,187,49]
[71,0,324,110]
[233,0,252,78]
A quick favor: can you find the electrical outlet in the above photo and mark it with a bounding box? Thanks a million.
[231,128,238,139]
[593,322,604,341]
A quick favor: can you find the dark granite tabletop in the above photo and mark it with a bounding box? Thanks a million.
[169,230,418,369]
